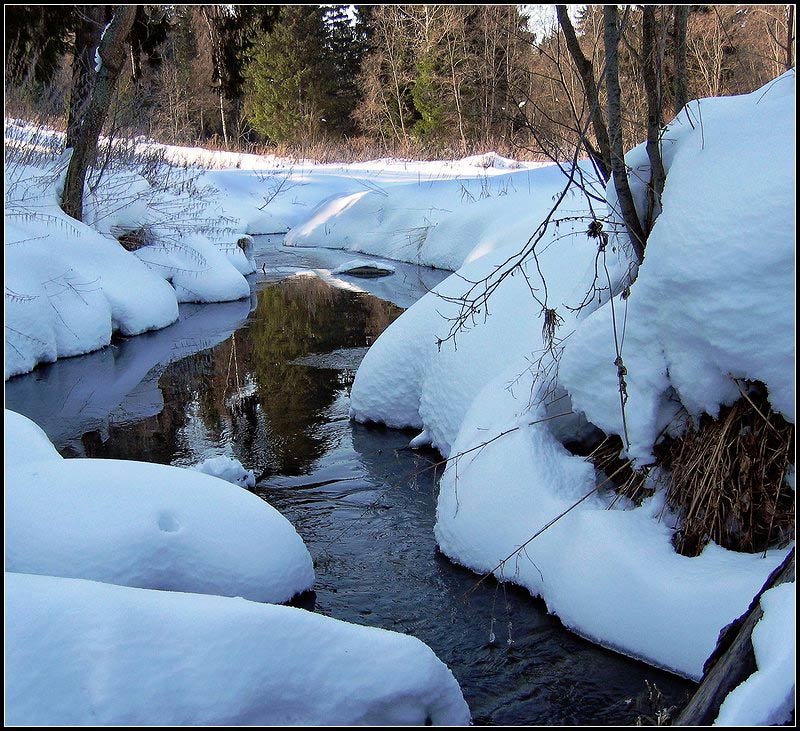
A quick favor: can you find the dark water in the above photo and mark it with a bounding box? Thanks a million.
[6,269,695,725]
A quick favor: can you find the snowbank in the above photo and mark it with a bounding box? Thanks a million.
[6,411,313,603]
[286,162,598,271]
[6,572,470,725]
[561,71,796,463]
[3,132,263,378]
[5,164,180,379]
[347,74,796,680]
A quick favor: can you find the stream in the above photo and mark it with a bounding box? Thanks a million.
[5,236,695,725]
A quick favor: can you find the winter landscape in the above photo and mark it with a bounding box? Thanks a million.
[4,4,796,727]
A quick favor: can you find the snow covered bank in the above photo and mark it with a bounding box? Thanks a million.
[714,582,795,726]
[4,140,254,378]
[347,73,796,683]
[6,572,470,725]
[560,70,796,463]
[6,410,314,603]
[286,161,595,271]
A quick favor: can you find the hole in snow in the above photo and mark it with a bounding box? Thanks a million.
[158,512,181,533]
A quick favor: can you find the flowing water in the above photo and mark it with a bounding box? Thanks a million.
[6,237,695,725]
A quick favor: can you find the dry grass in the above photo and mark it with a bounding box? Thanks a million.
[585,381,794,559]
[658,382,795,557]
[587,435,653,507]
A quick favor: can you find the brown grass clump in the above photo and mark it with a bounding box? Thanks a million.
[116,226,150,252]
[658,382,794,558]
[587,435,653,507]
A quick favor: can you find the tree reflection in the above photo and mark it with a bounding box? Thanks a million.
[84,275,402,476]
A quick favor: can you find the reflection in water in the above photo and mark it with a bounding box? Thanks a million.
[6,269,694,725]
[78,274,403,476]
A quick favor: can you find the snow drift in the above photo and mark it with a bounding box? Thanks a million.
[6,572,470,725]
[6,410,314,603]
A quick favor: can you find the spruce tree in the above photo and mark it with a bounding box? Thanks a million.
[243,6,333,143]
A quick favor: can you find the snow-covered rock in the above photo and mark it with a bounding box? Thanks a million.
[6,572,471,726]
[192,455,256,489]
[331,258,396,276]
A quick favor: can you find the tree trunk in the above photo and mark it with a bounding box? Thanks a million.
[672,5,690,115]
[676,549,794,725]
[556,5,612,183]
[62,5,137,221]
[66,6,105,150]
[604,6,648,262]
[786,5,795,71]
[642,7,667,232]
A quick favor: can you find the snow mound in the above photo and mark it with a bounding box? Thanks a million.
[561,71,796,463]
[5,408,63,464]
[192,455,256,489]
[714,581,796,726]
[6,412,313,603]
[6,572,471,725]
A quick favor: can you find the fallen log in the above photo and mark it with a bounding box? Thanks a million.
[675,548,795,725]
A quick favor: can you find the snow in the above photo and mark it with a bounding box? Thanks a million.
[561,71,796,463]
[4,408,63,464]
[6,410,314,603]
[4,118,545,378]
[286,161,594,271]
[6,572,470,725]
[714,581,796,726]
[4,151,253,378]
[4,71,795,721]
[193,455,256,489]
[344,74,796,680]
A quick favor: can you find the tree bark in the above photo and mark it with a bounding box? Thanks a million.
[556,5,612,183]
[62,5,137,221]
[642,6,666,232]
[604,6,647,262]
[675,549,795,725]
[672,5,690,115]
[66,6,106,150]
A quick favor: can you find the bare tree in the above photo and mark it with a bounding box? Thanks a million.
[556,5,612,181]
[66,6,107,150]
[642,6,666,230]
[62,5,137,221]
[604,5,647,261]
[672,5,690,114]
